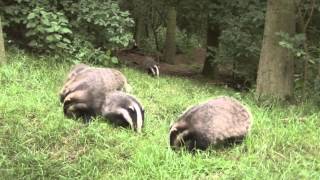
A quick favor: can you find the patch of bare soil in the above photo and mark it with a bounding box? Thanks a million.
[116,48,206,77]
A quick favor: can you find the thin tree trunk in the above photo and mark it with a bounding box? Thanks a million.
[299,0,315,98]
[163,6,176,64]
[134,15,145,47]
[255,0,296,101]
[200,15,208,48]
[202,24,220,78]
[0,16,5,65]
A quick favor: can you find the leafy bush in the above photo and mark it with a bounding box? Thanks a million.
[69,36,119,66]
[61,0,134,49]
[26,7,72,53]
[1,0,134,54]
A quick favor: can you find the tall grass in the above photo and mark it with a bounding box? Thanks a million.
[0,51,319,179]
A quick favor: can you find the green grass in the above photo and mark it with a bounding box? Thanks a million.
[1,51,319,179]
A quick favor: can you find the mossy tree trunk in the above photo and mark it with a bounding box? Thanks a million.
[202,24,220,78]
[0,16,5,65]
[255,0,296,101]
[163,6,176,64]
[134,14,146,47]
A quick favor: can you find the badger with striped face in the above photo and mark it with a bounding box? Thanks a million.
[169,96,252,151]
[101,91,144,133]
[63,90,145,132]
[143,57,160,77]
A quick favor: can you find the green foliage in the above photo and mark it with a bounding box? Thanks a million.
[67,0,134,48]
[26,7,72,53]
[1,0,134,54]
[1,52,320,179]
[277,32,320,98]
[141,26,201,54]
[69,36,119,66]
[278,32,306,59]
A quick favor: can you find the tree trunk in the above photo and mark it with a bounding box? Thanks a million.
[134,15,146,47]
[0,16,5,65]
[255,0,296,101]
[163,6,176,64]
[202,24,220,78]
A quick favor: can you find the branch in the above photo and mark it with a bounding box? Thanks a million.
[303,0,315,33]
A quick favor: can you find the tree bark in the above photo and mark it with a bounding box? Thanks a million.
[255,0,296,101]
[202,24,220,78]
[0,16,5,65]
[134,15,146,47]
[163,6,176,64]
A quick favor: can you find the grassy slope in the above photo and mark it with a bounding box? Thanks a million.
[0,52,319,179]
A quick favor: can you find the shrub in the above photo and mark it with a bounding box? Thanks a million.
[1,0,134,54]
[69,36,119,66]
[25,7,72,53]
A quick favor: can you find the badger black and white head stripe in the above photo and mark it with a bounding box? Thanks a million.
[143,57,159,77]
[147,65,159,77]
[152,65,159,77]
[101,91,144,133]
[127,97,144,133]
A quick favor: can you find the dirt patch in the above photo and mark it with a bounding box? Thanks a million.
[116,48,206,77]
[174,48,206,65]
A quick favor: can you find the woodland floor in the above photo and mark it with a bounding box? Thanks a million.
[0,50,319,179]
[117,48,206,77]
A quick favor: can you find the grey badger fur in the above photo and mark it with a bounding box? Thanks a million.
[169,96,252,151]
[142,57,159,77]
[63,91,144,132]
[59,65,129,103]
[59,64,90,101]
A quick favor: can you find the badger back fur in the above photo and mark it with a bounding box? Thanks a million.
[59,64,90,101]
[60,66,128,103]
[142,57,159,77]
[169,96,252,151]
[101,91,145,133]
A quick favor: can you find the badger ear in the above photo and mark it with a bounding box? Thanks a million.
[128,105,135,112]
[169,122,175,131]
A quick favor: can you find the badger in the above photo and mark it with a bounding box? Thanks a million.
[101,91,144,133]
[59,66,129,103]
[63,90,144,132]
[142,57,160,77]
[169,96,252,151]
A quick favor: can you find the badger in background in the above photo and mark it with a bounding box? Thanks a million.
[142,57,160,77]
[169,96,252,151]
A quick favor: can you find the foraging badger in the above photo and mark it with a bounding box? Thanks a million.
[59,66,129,103]
[142,57,159,77]
[169,96,252,151]
[101,91,144,133]
[63,90,144,132]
